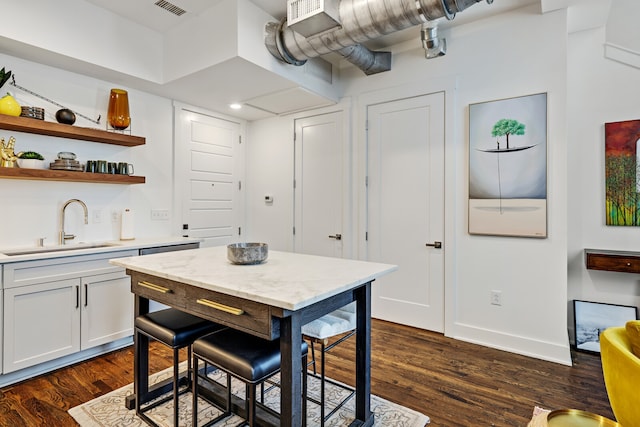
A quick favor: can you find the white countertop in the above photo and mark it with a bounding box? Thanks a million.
[0,237,200,263]
[110,246,398,311]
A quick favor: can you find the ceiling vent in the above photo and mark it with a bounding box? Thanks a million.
[154,0,187,17]
[287,0,340,37]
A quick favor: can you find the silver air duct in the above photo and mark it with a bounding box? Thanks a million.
[265,0,486,75]
[421,23,446,59]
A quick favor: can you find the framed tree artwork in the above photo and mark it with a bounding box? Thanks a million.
[468,93,548,237]
[605,119,640,225]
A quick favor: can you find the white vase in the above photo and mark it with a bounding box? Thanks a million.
[17,159,46,169]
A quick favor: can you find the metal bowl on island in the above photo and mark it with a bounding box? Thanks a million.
[227,243,268,265]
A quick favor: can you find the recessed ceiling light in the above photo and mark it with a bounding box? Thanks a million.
[229,103,242,110]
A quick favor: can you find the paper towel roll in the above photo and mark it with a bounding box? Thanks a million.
[120,208,135,240]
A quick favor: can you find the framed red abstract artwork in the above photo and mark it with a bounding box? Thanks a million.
[605,119,640,225]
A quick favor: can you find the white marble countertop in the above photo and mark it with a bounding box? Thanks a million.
[110,246,398,311]
[0,237,200,263]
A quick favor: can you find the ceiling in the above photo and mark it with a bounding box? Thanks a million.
[83,0,539,46]
[57,0,550,120]
[7,0,625,121]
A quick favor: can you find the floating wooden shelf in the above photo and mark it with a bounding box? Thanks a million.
[0,167,145,184]
[584,249,640,274]
[0,114,146,184]
[0,114,145,146]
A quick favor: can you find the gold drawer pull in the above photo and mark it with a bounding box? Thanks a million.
[197,299,244,316]
[138,281,172,294]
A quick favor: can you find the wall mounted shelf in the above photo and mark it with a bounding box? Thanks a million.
[0,115,145,146]
[0,114,145,184]
[0,167,145,184]
[584,249,640,274]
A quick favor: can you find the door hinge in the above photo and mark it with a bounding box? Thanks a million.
[365,231,368,241]
[365,176,369,187]
[293,132,296,141]
[239,135,242,144]
[365,120,368,131]
[238,180,242,190]
[293,226,296,235]
[238,227,242,236]
[293,179,296,189]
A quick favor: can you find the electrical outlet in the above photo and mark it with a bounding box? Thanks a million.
[490,290,502,306]
[151,209,170,220]
[92,209,102,224]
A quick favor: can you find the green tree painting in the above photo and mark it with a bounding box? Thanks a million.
[605,119,640,226]
[491,119,525,149]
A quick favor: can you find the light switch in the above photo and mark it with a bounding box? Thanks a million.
[92,209,102,224]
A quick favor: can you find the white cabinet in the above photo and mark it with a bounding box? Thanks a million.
[81,272,133,349]
[0,265,3,374]
[4,278,81,373]
[2,250,137,374]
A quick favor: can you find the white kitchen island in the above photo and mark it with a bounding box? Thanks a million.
[110,246,397,427]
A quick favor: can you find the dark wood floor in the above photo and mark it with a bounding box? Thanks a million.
[0,319,613,426]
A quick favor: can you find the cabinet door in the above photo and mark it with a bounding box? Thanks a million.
[3,278,81,373]
[81,272,133,349]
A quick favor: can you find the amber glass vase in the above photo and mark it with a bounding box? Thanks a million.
[107,89,131,130]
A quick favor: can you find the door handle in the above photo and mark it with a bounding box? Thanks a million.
[425,241,442,249]
[328,234,342,241]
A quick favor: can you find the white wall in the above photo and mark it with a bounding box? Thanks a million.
[2,0,163,83]
[568,27,640,319]
[245,116,295,252]
[245,6,574,364]
[4,1,638,365]
[0,53,175,248]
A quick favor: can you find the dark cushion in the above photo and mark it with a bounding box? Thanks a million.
[135,308,225,348]
[193,329,308,383]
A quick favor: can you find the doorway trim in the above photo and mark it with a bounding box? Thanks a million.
[289,98,355,258]
[355,77,458,336]
[172,101,247,240]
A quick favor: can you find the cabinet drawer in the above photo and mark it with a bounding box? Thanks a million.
[130,272,278,340]
[4,250,137,289]
[585,252,640,273]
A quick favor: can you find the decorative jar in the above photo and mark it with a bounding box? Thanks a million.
[107,89,130,130]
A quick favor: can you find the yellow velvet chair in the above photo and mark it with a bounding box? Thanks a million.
[600,326,640,427]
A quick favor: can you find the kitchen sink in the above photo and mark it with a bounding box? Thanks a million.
[1,242,121,256]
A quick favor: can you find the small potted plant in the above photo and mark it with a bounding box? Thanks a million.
[17,151,46,169]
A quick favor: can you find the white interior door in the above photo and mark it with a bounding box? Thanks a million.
[175,108,244,247]
[294,111,345,258]
[367,92,445,332]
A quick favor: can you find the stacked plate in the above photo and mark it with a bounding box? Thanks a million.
[50,153,82,171]
[50,158,83,171]
[20,106,45,120]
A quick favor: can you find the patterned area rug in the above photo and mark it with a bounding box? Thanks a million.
[69,363,430,427]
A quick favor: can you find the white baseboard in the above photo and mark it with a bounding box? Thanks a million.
[449,322,572,366]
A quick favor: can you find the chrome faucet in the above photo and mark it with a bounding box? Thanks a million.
[59,199,88,245]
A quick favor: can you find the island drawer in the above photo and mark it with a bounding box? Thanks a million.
[129,272,279,340]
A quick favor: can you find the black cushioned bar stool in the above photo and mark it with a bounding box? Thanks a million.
[135,308,226,427]
[192,328,308,427]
